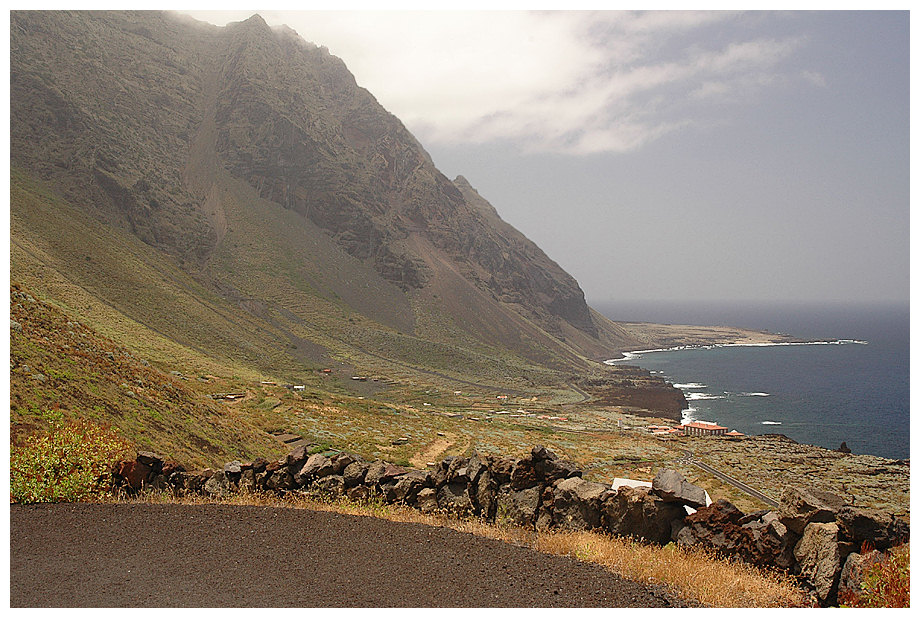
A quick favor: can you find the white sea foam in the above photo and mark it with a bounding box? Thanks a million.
[740,392,770,397]
[761,420,782,425]
[686,392,725,401]
[673,382,707,389]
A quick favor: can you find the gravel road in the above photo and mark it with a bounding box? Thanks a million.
[10,503,689,607]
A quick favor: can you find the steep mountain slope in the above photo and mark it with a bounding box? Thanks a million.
[10,11,671,403]
[9,283,284,467]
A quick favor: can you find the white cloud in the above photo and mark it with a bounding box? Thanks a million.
[801,70,827,87]
[182,10,819,155]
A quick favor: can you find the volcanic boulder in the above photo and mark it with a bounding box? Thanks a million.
[794,522,844,606]
[778,486,846,535]
[551,477,609,530]
[651,469,708,509]
[602,486,685,544]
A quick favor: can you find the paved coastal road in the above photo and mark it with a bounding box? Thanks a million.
[681,450,779,508]
[11,503,690,608]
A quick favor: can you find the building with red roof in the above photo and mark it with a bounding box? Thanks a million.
[682,420,729,436]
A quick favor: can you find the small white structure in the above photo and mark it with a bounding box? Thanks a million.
[611,478,652,491]
[611,477,712,515]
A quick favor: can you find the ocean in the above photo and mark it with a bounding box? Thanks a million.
[592,301,909,460]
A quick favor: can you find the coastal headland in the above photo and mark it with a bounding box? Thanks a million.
[609,321,807,356]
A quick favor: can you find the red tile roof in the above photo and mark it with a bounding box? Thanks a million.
[684,421,728,431]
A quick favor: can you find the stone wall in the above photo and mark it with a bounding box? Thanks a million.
[112,445,909,607]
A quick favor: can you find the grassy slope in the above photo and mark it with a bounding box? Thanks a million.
[9,283,284,468]
[9,271,909,516]
[11,168,291,380]
[11,166,577,391]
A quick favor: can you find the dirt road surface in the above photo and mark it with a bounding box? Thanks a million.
[10,503,689,607]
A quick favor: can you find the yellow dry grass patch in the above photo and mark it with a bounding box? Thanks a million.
[129,490,806,607]
[535,530,805,608]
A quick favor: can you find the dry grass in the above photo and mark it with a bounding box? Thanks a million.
[126,490,806,607]
[534,530,805,608]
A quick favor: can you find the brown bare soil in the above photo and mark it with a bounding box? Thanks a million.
[10,503,690,608]
[409,437,454,468]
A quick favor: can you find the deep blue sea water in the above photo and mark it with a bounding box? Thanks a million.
[592,301,909,460]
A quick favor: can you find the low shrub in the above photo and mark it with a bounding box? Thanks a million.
[10,418,132,503]
[840,544,910,608]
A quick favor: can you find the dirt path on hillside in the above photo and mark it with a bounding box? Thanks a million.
[11,503,689,608]
[409,437,453,468]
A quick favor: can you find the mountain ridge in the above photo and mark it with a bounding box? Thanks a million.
[11,10,631,368]
[10,10,701,456]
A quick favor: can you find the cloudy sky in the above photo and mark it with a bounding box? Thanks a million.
[182,9,909,307]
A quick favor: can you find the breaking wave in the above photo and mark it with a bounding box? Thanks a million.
[686,392,725,401]
[673,382,707,389]
[681,407,699,423]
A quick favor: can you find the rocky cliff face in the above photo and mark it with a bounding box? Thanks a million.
[11,10,602,350]
[10,11,217,259]
[10,8,684,410]
[209,15,597,336]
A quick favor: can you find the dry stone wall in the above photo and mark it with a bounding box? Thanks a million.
[112,445,908,607]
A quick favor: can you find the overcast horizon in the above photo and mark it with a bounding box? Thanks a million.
[181,10,909,306]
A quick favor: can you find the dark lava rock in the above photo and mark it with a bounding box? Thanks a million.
[437,481,473,516]
[835,505,910,550]
[778,486,846,535]
[496,484,542,527]
[343,461,370,487]
[603,486,685,545]
[838,548,887,602]
[136,451,164,472]
[551,477,608,530]
[310,475,345,498]
[676,502,797,569]
[651,469,708,509]
[295,454,335,486]
[284,445,310,469]
[113,460,152,491]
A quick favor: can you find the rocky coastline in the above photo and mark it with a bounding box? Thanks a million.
[596,323,814,421]
[578,371,688,421]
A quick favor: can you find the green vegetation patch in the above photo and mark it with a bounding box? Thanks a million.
[11,417,132,503]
